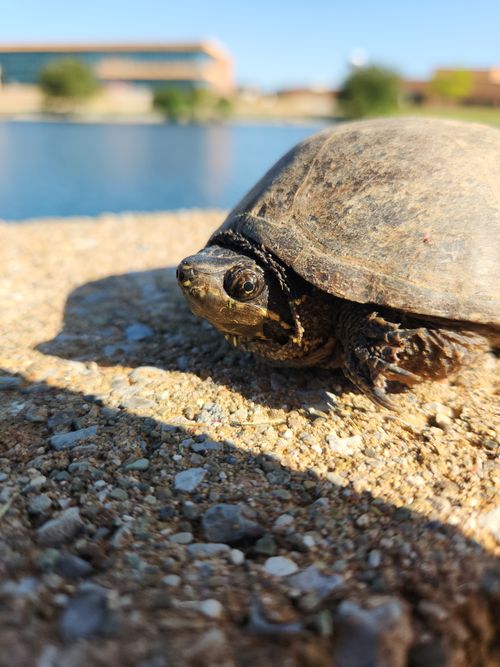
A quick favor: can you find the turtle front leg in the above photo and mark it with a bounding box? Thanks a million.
[335,302,487,409]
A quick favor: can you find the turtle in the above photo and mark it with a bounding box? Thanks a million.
[177,117,500,408]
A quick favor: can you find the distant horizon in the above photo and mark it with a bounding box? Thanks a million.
[2,0,500,90]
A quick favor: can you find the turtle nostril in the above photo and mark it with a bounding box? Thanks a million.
[177,262,194,285]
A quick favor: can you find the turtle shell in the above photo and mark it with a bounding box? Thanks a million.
[211,117,500,328]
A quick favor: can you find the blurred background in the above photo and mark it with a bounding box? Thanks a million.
[1,0,499,221]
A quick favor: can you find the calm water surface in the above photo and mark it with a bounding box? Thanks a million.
[0,120,327,220]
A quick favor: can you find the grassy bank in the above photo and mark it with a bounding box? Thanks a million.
[393,104,500,127]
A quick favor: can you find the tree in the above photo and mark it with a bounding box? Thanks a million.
[428,70,473,103]
[152,88,191,121]
[338,66,401,119]
[153,86,233,122]
[39,58,98,101]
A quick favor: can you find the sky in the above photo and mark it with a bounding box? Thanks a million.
[1,0,499,90]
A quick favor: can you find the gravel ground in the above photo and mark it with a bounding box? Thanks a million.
[0,211,499,667]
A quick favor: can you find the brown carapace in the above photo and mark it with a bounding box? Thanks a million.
[177,117,500,408]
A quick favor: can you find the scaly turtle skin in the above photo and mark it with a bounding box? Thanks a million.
[177,117,500,408]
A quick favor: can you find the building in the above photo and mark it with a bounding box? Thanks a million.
[0,42,234,97]
[404,67,500,106]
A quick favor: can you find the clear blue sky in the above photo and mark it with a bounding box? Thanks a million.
[1,0,499,89]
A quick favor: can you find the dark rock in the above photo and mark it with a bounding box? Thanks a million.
[158,506,176,521]
[27,493,53,515]
[48,410,76,432]
[408,639,449,667]
[247,601,303,635]
[0,376,22,390]
[287,565,343,598]
[333,598,414,667]
[202,504,264,544]
[181,500,200,520]
[59,584,117,642]
[254,534,278,556]
[36,507,83,546]
[49,426,98,451]
[191,439,222,453]
[56,553,93,579]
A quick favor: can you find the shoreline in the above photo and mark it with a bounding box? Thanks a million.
[0,112,333,126]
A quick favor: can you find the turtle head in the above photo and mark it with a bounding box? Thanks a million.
[177,245,294,343]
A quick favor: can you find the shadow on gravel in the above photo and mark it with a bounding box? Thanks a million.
[0,368,499,666]
[37,267,364,410]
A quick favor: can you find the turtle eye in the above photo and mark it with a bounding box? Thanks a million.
[224,266,264,302]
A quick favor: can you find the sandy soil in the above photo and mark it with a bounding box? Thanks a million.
[0,211,498,667]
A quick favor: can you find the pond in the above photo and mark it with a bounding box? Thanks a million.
[0,120,328,221]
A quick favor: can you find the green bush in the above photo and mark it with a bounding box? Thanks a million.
[153,87,233,122]
[39,58,98,100]
[428,70,473,102]
[338,66,401,119]
[152,88,192,121]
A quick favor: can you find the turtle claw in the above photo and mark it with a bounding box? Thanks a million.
[371,385,396,410]
[382,363,421,385]
[340,309,424,409]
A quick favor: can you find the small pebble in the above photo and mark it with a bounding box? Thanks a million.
[264,556,299,577]
[191,438,222,453]
[201,504,264,543]
[199,599,223,619]
[229,549,245,565]
[125,323,153,341]
[56,553,93,579]
[187,542,230,557]
[255,534,278,556]
[28,493,53,515]
[174,467,206,493]
[59,584,115,642]
[49,426,98,451]
[36,507,83,547]
[169,532,193,544]
[478,506,500,541]
[124,458,150,472]
[287,565,343,596]
[273,514,295,530]
[368,549,382,568]
[109,488,128,501]
[0,376,22,390]
[326,433,363,455]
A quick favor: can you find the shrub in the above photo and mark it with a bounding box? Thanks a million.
[428,70,473,103]
[338,66,401,119]
[152,88,192,121]
[153,87,233,122]
[39,58,98,100]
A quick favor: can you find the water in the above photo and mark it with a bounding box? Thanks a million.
[0,120,327,221]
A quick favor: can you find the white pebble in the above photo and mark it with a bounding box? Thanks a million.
[264,556,299,577]
[174,467,206,492]
[478,506,500,541]
[368,549,382,567]
[326,433,363,455]
[229,549,245,565]
[162,574,181,587]
[199,599,223,619]
[169,532,193,544]
[302,535,315,548]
